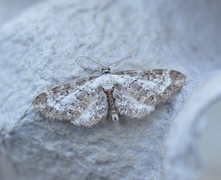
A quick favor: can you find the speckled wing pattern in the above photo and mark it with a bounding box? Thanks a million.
[112,69,186,119]
[33,69,186,127]
[32,76,108,127]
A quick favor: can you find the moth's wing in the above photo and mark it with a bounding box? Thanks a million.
[71,89,108,127]
[112,69,186,118]
[32,76,108,127]
[113,89,155,119]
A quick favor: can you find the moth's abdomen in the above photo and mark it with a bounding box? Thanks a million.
[103,88,119,122]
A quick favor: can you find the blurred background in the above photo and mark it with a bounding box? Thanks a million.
[199,99,221,180]
[0,0,43,27]
[0,0,221,179]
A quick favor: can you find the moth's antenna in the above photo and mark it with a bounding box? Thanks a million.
[76,56,106,68]
[108,56,132,67]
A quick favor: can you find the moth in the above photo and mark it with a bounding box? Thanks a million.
[32,57,186,127]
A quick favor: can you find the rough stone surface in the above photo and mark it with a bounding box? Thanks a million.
[0,0,221,179]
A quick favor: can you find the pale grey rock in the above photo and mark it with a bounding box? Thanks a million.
[0,0,221,179]
[0,0,44,27]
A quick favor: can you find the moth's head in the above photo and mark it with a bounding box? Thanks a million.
[101,67,111,74]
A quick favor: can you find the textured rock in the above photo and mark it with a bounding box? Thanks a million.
[0,0,221,179]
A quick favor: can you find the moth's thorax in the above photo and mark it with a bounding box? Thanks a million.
[101,73,114,90]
